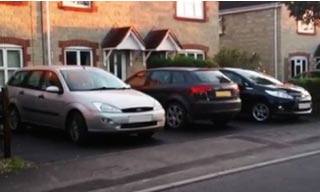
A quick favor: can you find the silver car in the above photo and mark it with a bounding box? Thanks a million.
[6,66,165,144]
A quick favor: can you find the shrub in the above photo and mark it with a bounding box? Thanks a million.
[214,48,264,71]
[288,78,320,102]
[147,55,218,69]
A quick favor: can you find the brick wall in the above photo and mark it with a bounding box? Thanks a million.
[220,8,277,77]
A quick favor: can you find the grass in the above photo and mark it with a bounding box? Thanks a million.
[0,157,32,174]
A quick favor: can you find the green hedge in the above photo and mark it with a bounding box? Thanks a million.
[289,78,320,102]
[147,56,218,69]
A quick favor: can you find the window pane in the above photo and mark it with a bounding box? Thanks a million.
[194,1,204,19]
[0,50,3,67]
[66,51,77,65]
[195,71,231,84]
[80,51,91,66]
[0,71,4,86]
[7,50,21,68]
[41,71,62,90]
[148,71,171,86]
[8,71,28,86]
[172,72,185,84]
[25,71,43,89]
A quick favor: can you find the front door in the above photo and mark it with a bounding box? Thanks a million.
[108,51,128,80]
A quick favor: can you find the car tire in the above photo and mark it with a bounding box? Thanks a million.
[165,102,188,129]
[251,102,271,122]
[8,106,24,133]
[67,112,88,145]
[137,132,154,140]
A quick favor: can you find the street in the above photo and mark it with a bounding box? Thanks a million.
[164,153,320,192]
[1,116,320,192]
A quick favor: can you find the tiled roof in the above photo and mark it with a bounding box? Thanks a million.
[101,26,144,48]
[144,29,182,50]
[219,1,275,10]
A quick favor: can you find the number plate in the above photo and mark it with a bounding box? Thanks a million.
[298,103,311,109]
[129,115,152,123]
[216,91,231,97]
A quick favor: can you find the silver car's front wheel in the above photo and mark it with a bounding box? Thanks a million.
[252,103,270,122]
[166,103,186,129]
[68,112,88,145]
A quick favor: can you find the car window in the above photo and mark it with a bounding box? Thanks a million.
[241,70,282,85]
[7,71,28,87]
[127,71,147,87]
[24,71,44,89]
[195,70,231,84]
[148,71,171,86]
[221,71,244,85]
[60,68,127,91]
[41,71,63,91]
[171,72,186,84]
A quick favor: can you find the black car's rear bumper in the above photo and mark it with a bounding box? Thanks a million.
[191,98,241,120]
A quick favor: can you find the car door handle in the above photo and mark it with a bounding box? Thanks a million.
[38,95,44,99]
[19,91,24,95]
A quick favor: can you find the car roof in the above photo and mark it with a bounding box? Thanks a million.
[147,67,218,72]
[17,65,98,71]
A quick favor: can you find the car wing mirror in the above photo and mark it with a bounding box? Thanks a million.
[46,86,61,94]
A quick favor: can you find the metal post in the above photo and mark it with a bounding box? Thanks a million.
[2,87,11,158]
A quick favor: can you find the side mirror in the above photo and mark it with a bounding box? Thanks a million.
[46,86,61,94]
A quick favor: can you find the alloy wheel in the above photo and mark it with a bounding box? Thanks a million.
[166,104,184,129]
[252,103,270,122]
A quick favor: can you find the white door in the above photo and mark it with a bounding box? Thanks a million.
[290,56,308,77]
[108,51,127,80]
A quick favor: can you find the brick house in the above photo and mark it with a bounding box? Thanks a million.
[219,2,320,81]
[0,1,219,85]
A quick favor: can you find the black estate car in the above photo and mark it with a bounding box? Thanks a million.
[220,68,312,122]
[126,68,241,129]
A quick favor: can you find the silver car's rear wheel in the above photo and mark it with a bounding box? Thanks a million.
[252,103,270,122]
[8,106,23,132]
[68,112,88,145]
[166,102,187,129]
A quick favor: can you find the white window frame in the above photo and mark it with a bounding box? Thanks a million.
[176,0,204,20]
[290,56,308,77]
[179,49,205,60]
[64,46,93,66]
[0,44,23,86]
[297,20,315,34]
[62,1,91,8]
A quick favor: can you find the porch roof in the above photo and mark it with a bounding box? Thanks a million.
[144,29,182,52]
[101,26,145,50]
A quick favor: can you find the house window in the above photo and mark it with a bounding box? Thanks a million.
[176,0,204,20]
[219,16,225,35]
[290,56,308,77]
[315,57,320,69]
[62,1,91,8]
[0,45,23,86]
[297,20,315,35]
[179,49,205,60]
[64,47,93,66]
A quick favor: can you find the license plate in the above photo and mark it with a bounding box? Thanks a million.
[298,103,311,109]
[216,91,231,97]
[129,115,152,123]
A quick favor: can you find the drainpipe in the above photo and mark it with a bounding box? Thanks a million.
[46,1,52,66]
[40,2,46,65]
[274,3,278,79]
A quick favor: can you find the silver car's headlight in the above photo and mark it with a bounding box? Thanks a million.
[265,90,293,99]
[153,100,163,111]
[93,103,121,113]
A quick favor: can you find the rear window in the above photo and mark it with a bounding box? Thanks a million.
[195,70,231,84]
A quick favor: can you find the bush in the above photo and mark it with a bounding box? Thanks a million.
[214,48,264,71]
[288,78,320,102]
[147,56,218,69]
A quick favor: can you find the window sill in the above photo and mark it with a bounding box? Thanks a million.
[0,2,27,6]
[174,16,207,23]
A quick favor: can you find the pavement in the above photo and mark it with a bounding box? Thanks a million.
[1,117,320,192]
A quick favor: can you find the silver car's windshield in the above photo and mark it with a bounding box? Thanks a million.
[61,68,128,91]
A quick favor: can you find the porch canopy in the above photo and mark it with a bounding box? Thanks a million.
[101,26,146,64]
[144,29,183,61]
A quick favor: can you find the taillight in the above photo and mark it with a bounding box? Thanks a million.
[231,84,239,93]
[190,85,213,95]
